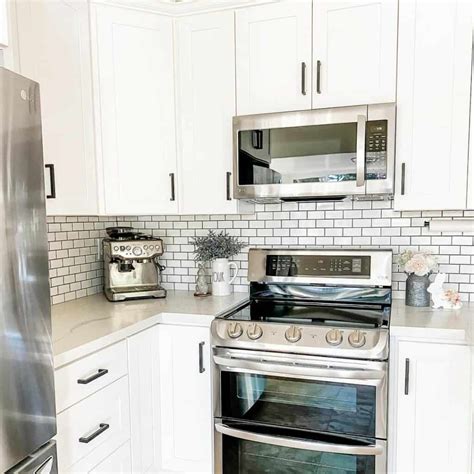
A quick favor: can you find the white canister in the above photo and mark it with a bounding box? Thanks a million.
[211,258,238,296]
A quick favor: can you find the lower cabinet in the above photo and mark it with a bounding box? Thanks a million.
[157,324,212,473]
[390,340,472,473]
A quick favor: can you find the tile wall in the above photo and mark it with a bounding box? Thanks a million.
[47,200,474,305]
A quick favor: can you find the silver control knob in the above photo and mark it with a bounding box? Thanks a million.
[285,325,302,343]
[348,330,366,348]
[326,328,343,346]
[227,322,243,339]
[247,323,263,340]
[132,247,142,256]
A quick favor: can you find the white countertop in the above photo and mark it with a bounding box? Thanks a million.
[52,291,473,368]
[390,299,473,344]
[51,291,248,368]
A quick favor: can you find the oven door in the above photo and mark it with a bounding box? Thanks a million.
[214,421,386,474]
[233,103,395,201]
[213,348,387,440]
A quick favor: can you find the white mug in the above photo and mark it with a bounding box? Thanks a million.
[211,258,238,296]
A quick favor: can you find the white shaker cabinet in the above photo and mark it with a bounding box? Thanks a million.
[390,340,471,473]
[235,0,312,115]
[127,327,161,473]
[394,0,472,210]
[312,0,397,109]
[92,5,178,215]
[15,0,98,215]
[175,11,251,215]
[0,0,8,47]
[158,324,212,473]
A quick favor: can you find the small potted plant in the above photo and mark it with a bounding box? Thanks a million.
[396,250,438,307]
[190,231,246,296]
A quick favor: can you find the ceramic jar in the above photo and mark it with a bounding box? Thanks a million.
[211,258,238,296]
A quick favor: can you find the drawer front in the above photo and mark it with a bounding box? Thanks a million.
[55,340,128,413]
[67,441,131,473]
[56,376,131,471]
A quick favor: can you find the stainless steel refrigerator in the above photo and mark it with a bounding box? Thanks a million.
[0,67,57,472]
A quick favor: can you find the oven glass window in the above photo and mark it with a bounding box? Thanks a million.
[237,120,387,186]
[221,372,376,438]
[222,437,376,474]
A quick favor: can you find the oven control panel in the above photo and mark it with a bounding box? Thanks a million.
[211,319,388,360]
[266,255,371,278]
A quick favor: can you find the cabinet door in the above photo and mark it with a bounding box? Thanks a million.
[16,0,98,215]
[176,11,250,215]
[92,5,177,215]
[0,0,8,47]
[236,1,312,115]
[92,441,131,473]
[158,325,212,473]
[128,326,160,473]
[394,0,472,210]
[312,0,397,108]
[393,341,471,473]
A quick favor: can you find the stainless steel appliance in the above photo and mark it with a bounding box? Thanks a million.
[233,104,395,202]
[212,248,392,474]
[1,67,58,472]
[103,227,166,301]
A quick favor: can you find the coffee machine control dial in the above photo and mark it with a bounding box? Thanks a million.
[132,247,143,257]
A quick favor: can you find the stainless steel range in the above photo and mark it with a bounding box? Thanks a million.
[211,248,392,474]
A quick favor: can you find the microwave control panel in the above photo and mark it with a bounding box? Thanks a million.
[366,120,387,153]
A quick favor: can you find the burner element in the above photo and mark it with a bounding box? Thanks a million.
[285,325,302,343]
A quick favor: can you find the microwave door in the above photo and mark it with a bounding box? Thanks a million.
[234,106,369,200]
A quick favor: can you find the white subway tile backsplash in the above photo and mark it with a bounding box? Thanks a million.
[47,201,474,304]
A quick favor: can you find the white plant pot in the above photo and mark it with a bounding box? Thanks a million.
[211,258,238,296]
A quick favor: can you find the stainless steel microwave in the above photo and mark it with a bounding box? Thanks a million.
[233,104,395,201]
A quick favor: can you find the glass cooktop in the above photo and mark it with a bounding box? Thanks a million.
[221,283,391,328]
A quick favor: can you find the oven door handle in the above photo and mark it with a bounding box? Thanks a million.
[213,355,385,381]
[215,423,384,456]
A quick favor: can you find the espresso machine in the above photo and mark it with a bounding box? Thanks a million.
[103,227,166,302]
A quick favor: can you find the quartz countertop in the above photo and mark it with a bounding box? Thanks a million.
[51,291,248,368]
[52,291,474,368]
[390,299,473,344]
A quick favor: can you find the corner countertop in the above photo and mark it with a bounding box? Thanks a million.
[390,299,473,344]
[51,291,248,368]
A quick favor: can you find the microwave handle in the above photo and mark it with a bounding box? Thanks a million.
[356,115,367,187]
[213,354,385,381]
[215,423,384,456]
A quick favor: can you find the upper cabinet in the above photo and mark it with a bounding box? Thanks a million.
[394,0,472,211]
[16,0,98,215]
[235,0,398,116]
[0,0,8,47]
[312,0,398,108]
[235,0,312,115]
[92,5,177,215]
[175,11,250,215]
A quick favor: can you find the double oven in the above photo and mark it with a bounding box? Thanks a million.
[212,249,392,473]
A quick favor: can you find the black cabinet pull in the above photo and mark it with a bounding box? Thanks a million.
[199,341,205,373]
[404,358,410,395]
[301,62,307,96]
[79,423,110,444]
[45,164,56,199]
[401,163,406,195]
[77,368,109,385]
[169,173,175,201]
[316,60,322,94]
[226,172,232,201]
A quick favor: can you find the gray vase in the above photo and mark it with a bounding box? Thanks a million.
[405,273,431,307]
